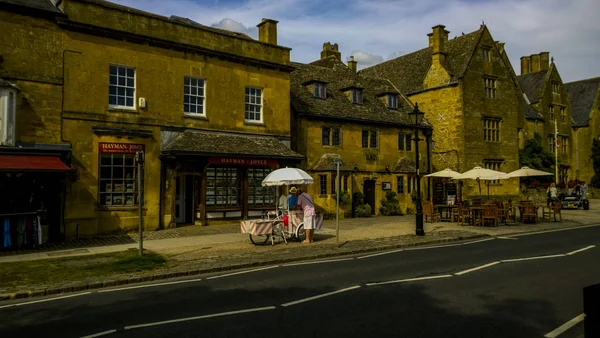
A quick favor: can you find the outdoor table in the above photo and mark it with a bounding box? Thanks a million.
[435,205,457,222]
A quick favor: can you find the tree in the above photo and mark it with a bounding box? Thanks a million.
[519,133,555,186]
[591,138,600,187]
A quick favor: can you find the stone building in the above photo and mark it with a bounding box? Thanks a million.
[0,0,301,239]
[518,53,573,184]
[290,43,432,216]
[361,24,523,199]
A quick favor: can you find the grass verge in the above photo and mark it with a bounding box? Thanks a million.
[0,249,170,290]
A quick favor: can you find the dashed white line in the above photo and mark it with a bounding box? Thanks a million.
[124,306,276,330]
[0,292,92,309]
[496,236,518,240]
[80,329,117,338]
[365,274,453,286]
[357,248,405,259]
[544,313,585,338]
[206,266,279,280]
[281,257,355,267]
[98,278,203,293]
[565,245,595,256]
[462,238,496,245]
[454,261,501,276]
[281,286,361,307]
[501,254,565,263]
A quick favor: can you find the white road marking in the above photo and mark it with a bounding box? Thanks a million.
[365,274,453,286]
[496,236,518,240]
[403,243,463,251]
[544,313,585,338]
[357,248,405,259]
[124,306,276,330]
[565,245,595,256]
[0,292,92,309]
[206,266,279,280]
[462,238,496,245]
[501,254,565,263]
[98,278,204,293]
[281,257,355,267]
[80,329,117,338]
[281,286,361,307]
[454,261,501,276]
[510,223,600,238]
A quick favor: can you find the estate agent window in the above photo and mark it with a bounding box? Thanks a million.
[98,143,144,207]
[362,130,378,148]
[109,65,135,108]
[206,167,240,207]
[245,87,263,122]
[184,76,205,116]
[247,168,275,206]
[322,126,341,146]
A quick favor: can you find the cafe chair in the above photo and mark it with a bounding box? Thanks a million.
[482,204,498,227]
[423,201,440,223]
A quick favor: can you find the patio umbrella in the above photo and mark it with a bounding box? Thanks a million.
[424,168,462,178]
[261,167,314,187]
[505,166,554,200]
[453,166,508,197]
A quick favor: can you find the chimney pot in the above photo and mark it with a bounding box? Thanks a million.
[348,56,357,73]
[539,52,550,71]
[257,18,278,45]
[520,56,530,75]
[320,42,341,61]
[530,54,541,72]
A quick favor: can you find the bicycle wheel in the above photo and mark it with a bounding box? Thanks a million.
[295,224,306,242]
[249,233,270,245]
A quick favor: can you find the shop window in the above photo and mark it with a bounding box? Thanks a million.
[352,89,363,104]
[247,168,274,207]
[362,130,378,148]
[184,76,205,116]
[109,65,135,109]
[245,87,262,122]
[484,77,497,99]
[99,153,139,206]
[322,126,341,146]
[0,89,16,146]
[206,167,240,207]
[387,94,398,109]
[484,160,502,184]
[397,176,404,194]
[319,175,327,195]
[483,118,501,142]
[314,82,326,99]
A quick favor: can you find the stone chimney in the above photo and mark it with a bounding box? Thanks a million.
[520,56,531,75]
[321,42,341,61]
[348,56,357,73]
[530,54,541,72]
[257,18,278,45]
[539,52,550,70]
[430,25,449,64]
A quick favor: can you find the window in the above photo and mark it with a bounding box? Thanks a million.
[352,89,363,104]
[484,160,502,184]
[99,153,139,206]
[387,94,398,109]
[245,87,262,122]
[0,89,16,146]
[206,167,240,207]
[397,176,404,194]
[560,136,569,155]
[314,83,326,98]
[398,133,405,150]
[183,76,205,116]
[331,174,337,195]
[407,176,416,194]
[552,83,561,101]
[247,168,274,206]
[109,65,135,108]
[343,175,349,192]
[483,118,501,142]
[560,108,566,122]
[548,135,556,153]
[484,77,497,99]
[322,126,341,146]
[319,175,327,195]
[398,133,412,151]
[483,48,491,62]
[405,134,412,151]
[370,130,378,148]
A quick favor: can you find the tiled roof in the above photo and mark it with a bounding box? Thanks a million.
[291,57,429,127]
[358,28,483,94]
[162,130,303,159]
[312,154,354,171]
[391,157,416,173]
[517,70,548,104]
[565,77,600,127]
[0,0,63,14]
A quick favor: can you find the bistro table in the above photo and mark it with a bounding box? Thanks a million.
[435,205,457,222]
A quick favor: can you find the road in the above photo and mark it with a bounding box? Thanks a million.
[1,225,599,338]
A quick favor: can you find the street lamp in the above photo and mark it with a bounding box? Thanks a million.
[409,103,425,236]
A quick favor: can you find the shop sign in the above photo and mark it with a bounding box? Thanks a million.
[99,143,145,154]
[208,157,277,166]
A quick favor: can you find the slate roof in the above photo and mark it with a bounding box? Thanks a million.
[312,154,354,171]
[0,0,63,14]
[291,57,430,127]
[162,130,303,159]
[517,70,548,104]
[391,157,416,173]
[565,77,600,127]
[358,27,484,94]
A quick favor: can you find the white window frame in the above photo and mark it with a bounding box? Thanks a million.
[184,76,206,116]
[352,89,363,104]
[245,86,263,123]
[314,83,326,99]
[0,88,17,146]
[387,94,398,109]
[109,65,136,110]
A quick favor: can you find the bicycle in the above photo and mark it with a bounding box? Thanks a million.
[248,210,306,246]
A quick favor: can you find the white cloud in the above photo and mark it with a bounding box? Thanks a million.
[348,51,384,67]
[109,0,600,82]
[211,18,256,38]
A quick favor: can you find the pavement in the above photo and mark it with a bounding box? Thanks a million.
[0,225,597,338]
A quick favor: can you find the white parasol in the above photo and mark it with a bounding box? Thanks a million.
[424,168,462,178]
[453,166,509,197]
[261,167,314,187]
[504,166,554,178]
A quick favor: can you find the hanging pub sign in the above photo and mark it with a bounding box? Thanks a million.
[99,143,145,154]
[208,157,277,166]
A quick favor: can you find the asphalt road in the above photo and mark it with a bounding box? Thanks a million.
[1,225,599,338]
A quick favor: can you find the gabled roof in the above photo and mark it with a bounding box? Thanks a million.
[565,77,600,127]
[291,57,428,127]
[0,0,63,14]
[517,70,549,104]
[358,27,484,94]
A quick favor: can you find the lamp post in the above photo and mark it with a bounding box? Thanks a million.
[409,103,425,236]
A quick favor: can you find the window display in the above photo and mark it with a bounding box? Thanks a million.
[206,167,239,207]
[248,168,274,206]
[99,153,139,206]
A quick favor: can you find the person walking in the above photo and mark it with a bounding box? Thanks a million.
[581,182,588,199]
[294,187,315,243]
[547,183,558,207]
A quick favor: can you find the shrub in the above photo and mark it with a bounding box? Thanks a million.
[379,191,403,216]
[336,191,352,206]
[355,204,372,217]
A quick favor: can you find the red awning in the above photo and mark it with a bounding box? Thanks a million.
[0,155,72,171]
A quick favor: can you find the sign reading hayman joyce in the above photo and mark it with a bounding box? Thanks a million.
[208,157,277,166]
[99,143,145,154]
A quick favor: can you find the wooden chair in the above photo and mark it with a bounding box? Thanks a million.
[552,202,562,222]
[456,204,473,226]
[423,201,440,223]
[521,206,538,223]
[482,204,498,227]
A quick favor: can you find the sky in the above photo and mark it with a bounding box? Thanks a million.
[110,0,600,83]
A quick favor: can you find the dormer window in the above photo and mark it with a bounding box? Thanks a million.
[352,89,363,104]
[314,82,326,99]
[387,94,398,109]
